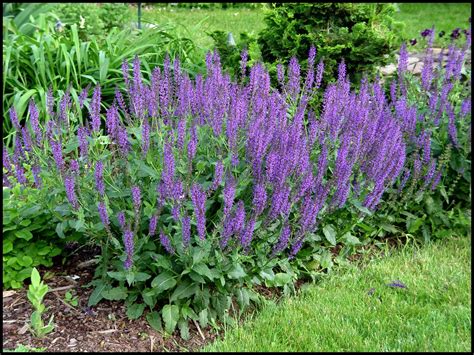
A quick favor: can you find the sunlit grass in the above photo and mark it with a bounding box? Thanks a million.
[203,237,471,352]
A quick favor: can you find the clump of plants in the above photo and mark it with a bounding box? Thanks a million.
[3,26,470,338]
[257,3,404,86]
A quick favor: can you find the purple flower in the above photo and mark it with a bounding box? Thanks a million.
[79,84,90,109]
[142,118,150,156]
[211,160,224,191]
[3,146,12,171]
[90,85,101,133]
[32,165,42,188]
[131,186,141,211]
[252,182,267,216]
[386,280,407,289]
[98,201,109,227]
[123,229,134,270]
[21,127,33,152]
[177,118,186,150]
[149,215,158,236]
[272,225,291,256]
[70,160,79,174]
[276,63,285,85]
[421,28,432,37]
[117,126,130,156]
[28,100,42,145]
[64,175,79,210]
[315,60,324,90]
[50,140,64,172]
[410,38,417,46]
[431,169,442,190]
[240,48,248,78]
[47,86,54,118]
[9,107,20,131]
[187,125,198,161]
[182,214,191,248]
[223,175,236,217]
[160,231,175,255]
[95,161,105,196]
[240,217,256,249]
[451,28,461,39]
[77,127,89,158]
[191,184,207,240]
[14,163,27,186]
[106,105,119,138]
[117,211,126,230]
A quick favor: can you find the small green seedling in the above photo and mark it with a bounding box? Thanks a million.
[27,268,54,338]
[64,291,79,307]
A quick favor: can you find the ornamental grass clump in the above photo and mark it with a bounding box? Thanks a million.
[3,27,470,336]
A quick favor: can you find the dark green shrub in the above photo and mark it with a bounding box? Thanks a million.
[257,3,404,86]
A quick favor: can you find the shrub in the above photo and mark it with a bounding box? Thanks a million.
[4,29,470,337]
[257,3,404,87]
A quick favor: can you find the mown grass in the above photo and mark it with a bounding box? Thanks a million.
[393,3,471,50]
[133,6,267,56]
[203,236,471,352]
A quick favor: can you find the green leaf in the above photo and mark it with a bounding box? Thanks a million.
[152,255,172,270]
[274,273,292,287]
[198,309,208,328]
[380,223,399,234]
[323,225,337,245]
[18,255,33,267]
[134,272,151,282]
[107,271,126,281]
[102,287,128,301]
[30,267,40,287]
[178,319,190,340]
[126,303,145,320]
[342,232,361,245]
[162,304,180,334]
[15,229,33,241]
[146,311,162,331]
[151,271,176,294]
[228,264,246,279]
[234,288,250,311]
[170,281,199,302]
[181,304,198,320]
[192,263,215,280]
[3,240,13,254]
[126,272,134,286]
[408,217,424,234]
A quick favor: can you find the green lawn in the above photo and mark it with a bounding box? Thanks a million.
[203,237,471,352]
[134,6,267,56]
[394,3,471,49]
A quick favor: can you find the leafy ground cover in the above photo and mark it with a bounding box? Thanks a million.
[204,235,472,352]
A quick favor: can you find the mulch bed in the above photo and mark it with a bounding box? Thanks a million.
[2,246,219,352]
[3,238,398,352]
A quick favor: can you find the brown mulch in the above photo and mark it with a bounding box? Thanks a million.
[2,247,219,352]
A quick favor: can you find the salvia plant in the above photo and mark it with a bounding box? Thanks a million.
[3,25,471,337]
